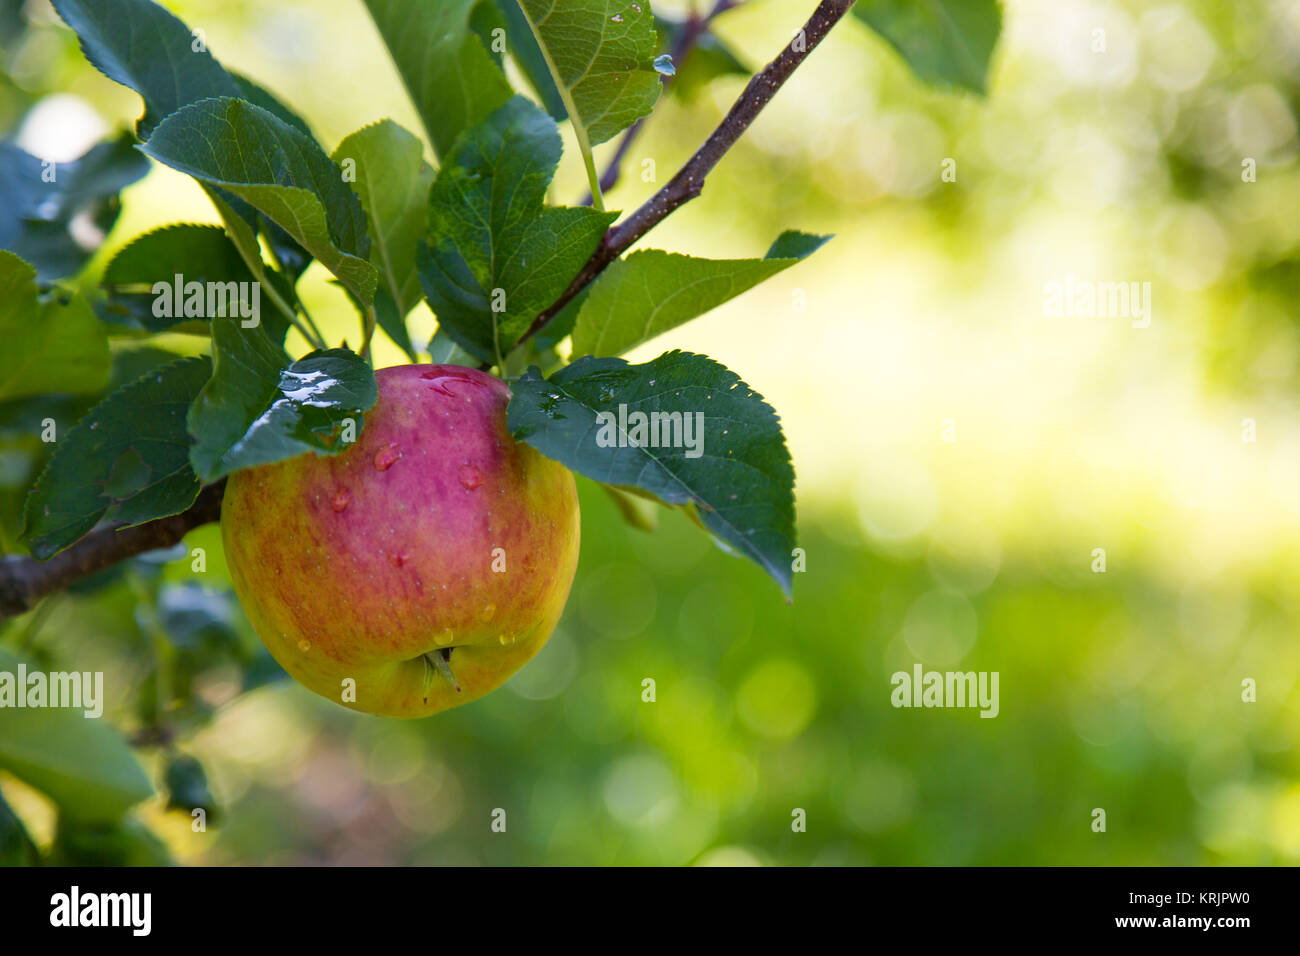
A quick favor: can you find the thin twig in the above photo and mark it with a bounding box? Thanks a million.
[520,0,855,349]
[0,481,226,622]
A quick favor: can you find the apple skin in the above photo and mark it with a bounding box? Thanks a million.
[220,364,580,718]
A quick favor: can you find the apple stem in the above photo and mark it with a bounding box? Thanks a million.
[424,649,461,692]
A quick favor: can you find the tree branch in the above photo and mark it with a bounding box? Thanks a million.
[0,480,226,622]
[0,0,856,619]
[519,0,855,349]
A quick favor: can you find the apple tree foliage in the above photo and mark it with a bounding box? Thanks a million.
[0,0,1000,861]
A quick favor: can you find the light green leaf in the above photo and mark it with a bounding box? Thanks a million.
[417,96,615,363]
[362,0,514,160]
[0,648,154,822]
[572,230,830,357]
[332,120,434,358]
[517,0,663,202]
[21,356,212,559]
[853,0,1002,95]
[0,250,109,402]
[427,328,479,367]
[139,97,378,305]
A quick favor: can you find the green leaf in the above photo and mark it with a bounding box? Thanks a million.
[0,250,109,402]
[572,230,830,357]
[51,0,241,136]
[362,0,514,160]
[140,97,378,305]
[601,482,659,532]
[417,96,614,364]
[853,0,1002,95]
[0,135,149,281]
[507,350,796,595]
[20,356,212,559]
[50,817,171,866]
[229,72,314,137]
[0,788,40,866]
[493,0,567,119]
[187,319,378,482]
[332,120,434,359]
[427,328,480,367]
[516,0,663,202]
[517,0,662,147]
[0,648,155,822]
[164,753,218,820]
[101,224,263,333]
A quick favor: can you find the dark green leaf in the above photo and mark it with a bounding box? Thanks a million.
[493,0,567,119]
[0,250,109,401]
[362,0,513,160]
[572,230,830,357]
[507,350,796,595]
[140,97,377,304]
[164,754,218,821]
[21,356,212,559]
[516,0,662,147]
[51,0,240,136]
[0,648,155,822]
[229,72,314,136]
[188,319,377,482]
[0,135,148,280]
[417,96,614,363]
[50,816,171,865]
[853,0,1001,95]
[101,223,260,332]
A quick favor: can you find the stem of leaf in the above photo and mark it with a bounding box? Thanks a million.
[360,304,378,364]
[264,280,325,351]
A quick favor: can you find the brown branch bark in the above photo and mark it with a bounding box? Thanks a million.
[0,480,226,622]
[519,0,856,349]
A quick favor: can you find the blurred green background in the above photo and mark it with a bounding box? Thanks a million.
[4,0,1300,865]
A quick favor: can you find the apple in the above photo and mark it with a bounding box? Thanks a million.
[220,364,580,717]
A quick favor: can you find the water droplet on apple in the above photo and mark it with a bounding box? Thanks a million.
[435,628,455,646]
[373,443,402,471]
[390,551,408,568]
[298,639,311,652]
[480,602,496,622]
[458,463,484,489]
[331,488,351,512]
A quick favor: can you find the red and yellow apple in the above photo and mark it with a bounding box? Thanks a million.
[220,364,580,718]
